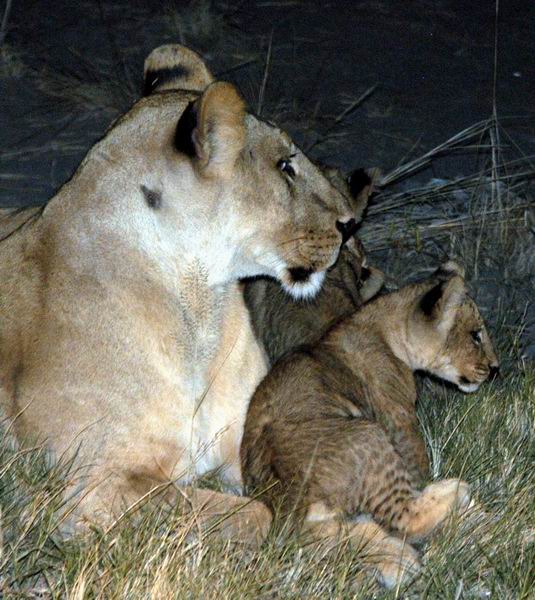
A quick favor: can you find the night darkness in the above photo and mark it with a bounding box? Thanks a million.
[1,1,534,205]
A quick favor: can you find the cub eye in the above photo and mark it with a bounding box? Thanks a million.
[470,330,482,345]
[277,158,296,179]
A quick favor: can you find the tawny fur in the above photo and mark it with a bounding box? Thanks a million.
[0,46,359,537]
[143,44,214,94]
[241,262,498,583]
[244,166,384,365]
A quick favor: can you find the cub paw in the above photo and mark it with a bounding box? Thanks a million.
[425,478,471,510]
[405,478,471,542]
[373,536,421,589]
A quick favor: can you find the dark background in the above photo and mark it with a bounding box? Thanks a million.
[1,0,534,206]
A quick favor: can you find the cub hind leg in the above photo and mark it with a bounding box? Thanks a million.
[393,479,471,542]
[304,419,471,542]
[302,502,420,589]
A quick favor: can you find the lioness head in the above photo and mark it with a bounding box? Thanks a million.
[139,44,357,298]
[408,261,499,392]
[176,84,357,297]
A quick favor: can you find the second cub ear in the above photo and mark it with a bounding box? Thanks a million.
[419,275,467,333]
[348,167,381,222]
[175,82,246,178]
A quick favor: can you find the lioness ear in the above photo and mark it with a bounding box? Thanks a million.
[419,275,467,334]
[348,167,381,222]
[183,82,246,178]
[144,44,215,95]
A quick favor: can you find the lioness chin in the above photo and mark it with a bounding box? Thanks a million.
[241,261,499,587]
[0,45,360,536]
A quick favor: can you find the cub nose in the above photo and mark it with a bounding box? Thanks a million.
[489,365,500,380]
[336,218,358,244]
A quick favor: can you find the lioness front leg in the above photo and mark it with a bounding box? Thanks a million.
[172,486,272,548]
[65,476,271,548]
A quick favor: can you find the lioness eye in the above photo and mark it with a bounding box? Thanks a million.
[471,330,482,344]
[277,159,296,178]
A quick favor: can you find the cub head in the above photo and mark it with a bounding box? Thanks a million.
[409,261,499,392]
[318,164,384,302]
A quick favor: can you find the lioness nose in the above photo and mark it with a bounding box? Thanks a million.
[336,218,358,244]
[489,365,500,379]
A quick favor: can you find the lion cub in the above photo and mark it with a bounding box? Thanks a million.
[241,261,498,586]
[244,167,384,365]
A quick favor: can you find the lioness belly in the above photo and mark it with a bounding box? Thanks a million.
[1,262,267,519]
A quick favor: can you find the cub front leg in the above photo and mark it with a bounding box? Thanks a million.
[376,406,429,483]
[388,411,430,483]
[392,479,471,543]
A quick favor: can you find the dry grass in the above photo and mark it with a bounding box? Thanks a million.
[34,53,138,116]
[1,364,533,598]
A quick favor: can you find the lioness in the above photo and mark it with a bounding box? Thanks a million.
[241,261,499,586]
[143,44,385,365]
[0,48,359,537]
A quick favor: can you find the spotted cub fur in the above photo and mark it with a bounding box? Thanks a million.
[241,261,498,587]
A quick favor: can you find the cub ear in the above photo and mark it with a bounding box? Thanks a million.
[175,82,246,178]
[347,167,381,222]
[359,266,385,303]
[419,275,467,333]
[434,259,465,280]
